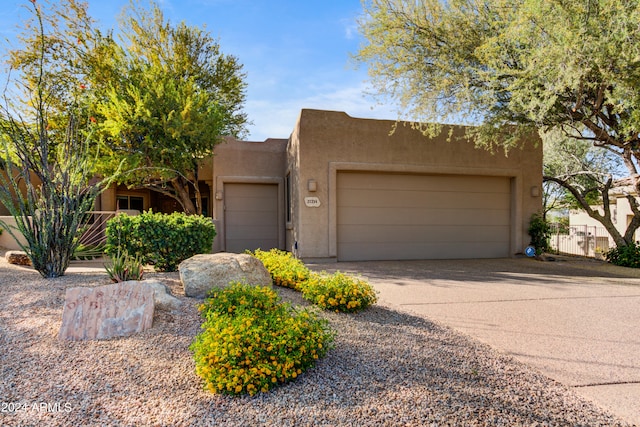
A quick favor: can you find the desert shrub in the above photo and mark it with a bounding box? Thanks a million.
[528,213,551,255]
[191,283,334,396]
[105,210,215,272]
[104,249,144,282]
[199,282,281,319]
[605,242,640,268]
[250,249,310,290]
[250,249,378,312]
[72,243,105,260]
[302,271,378,312]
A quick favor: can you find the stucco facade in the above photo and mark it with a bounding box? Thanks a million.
[0,109,543,260]
[284,110,541,261]
[211,137,288,252]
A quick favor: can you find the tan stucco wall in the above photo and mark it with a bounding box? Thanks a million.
[288,109,543,260]
[570,196,640,242]
[0,169,42,216]
[0,216,28,249]
[211,137,288,251]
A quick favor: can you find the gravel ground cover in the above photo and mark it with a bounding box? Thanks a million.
[0,254,631,426]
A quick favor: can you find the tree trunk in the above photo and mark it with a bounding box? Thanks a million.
[543,176,634,248]
[170,177,198,215]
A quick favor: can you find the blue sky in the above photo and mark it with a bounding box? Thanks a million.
[1,0,399,141]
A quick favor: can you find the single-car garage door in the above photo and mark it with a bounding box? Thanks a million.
[224,183,279,253]
[337,172,511,261]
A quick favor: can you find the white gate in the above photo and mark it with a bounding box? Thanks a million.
[548,223,613,258]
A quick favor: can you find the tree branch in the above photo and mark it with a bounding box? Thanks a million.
[543,175,627,246]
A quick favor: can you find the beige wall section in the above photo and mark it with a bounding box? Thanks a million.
[289,109,542,261]
[0,216,28,249]
[211,137,288,252]
[570,194,640,242]
[0,169,42,216]
[287,122,302,254]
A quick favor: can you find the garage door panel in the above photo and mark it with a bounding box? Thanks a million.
[226,211,278,226]
[226,225,279,240]
[226,238,277,251]
[340,173,510,193]
[225,183,279,253]
[339,207,510,227]
[338,224,510,244]
[340,190,509,210]
[339,241,509,261]
[225,185,274,197]
[226,199,278,212]
[337,172,511,261]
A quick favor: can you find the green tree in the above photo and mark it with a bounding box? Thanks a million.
[542,128,623,232]
[356,0,640,247]
[93,1,248,214]
[0,1,113,278]
[5,0,110,136]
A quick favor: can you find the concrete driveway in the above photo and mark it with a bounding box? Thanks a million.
[309,257,640,426]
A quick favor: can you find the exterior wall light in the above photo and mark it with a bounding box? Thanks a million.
[530,186,540,197]
[308,179,317,192]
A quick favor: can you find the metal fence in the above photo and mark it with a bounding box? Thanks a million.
[548,223,612,258]
[74,211,118,259]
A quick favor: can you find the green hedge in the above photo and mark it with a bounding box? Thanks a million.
[605,242,640,268]
[105,210,215,272]
[191,283,334,396]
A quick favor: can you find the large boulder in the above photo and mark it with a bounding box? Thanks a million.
[5,250,32,266]
[59,281,155,341]
[179,253,272,298]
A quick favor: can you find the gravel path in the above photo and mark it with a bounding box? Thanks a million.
[0,254,631,426]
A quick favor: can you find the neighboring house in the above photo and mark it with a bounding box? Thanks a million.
[1,109,543,261]
[569,188,640,241]
[559,188,640,256]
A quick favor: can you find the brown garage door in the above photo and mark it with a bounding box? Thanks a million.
[224,183,279,253]
[337,172,511,261]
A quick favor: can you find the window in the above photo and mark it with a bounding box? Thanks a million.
[191,197,209,216]
[285,172,292,223]
[117,195,144,212]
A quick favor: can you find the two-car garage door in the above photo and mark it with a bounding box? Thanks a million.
[337,172,512,261]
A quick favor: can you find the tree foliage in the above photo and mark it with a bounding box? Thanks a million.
[0,1,112,278]
[542,128,619,213]
[5,0,107,135]
[93,1,248,214]
[357,0,640,246]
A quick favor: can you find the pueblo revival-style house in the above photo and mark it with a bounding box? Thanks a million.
[1,109,543,261]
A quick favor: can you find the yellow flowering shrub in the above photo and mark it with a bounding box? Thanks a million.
[199,282,280,320]
[302,271,378,313]
[249,250,378,313]
[250,249,310,290]
[190,283,334,396]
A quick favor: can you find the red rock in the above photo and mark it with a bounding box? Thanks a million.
[5,251,32,266]
[58,282,155,341]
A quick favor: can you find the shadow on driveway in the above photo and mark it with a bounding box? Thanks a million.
[308,256,640,425]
